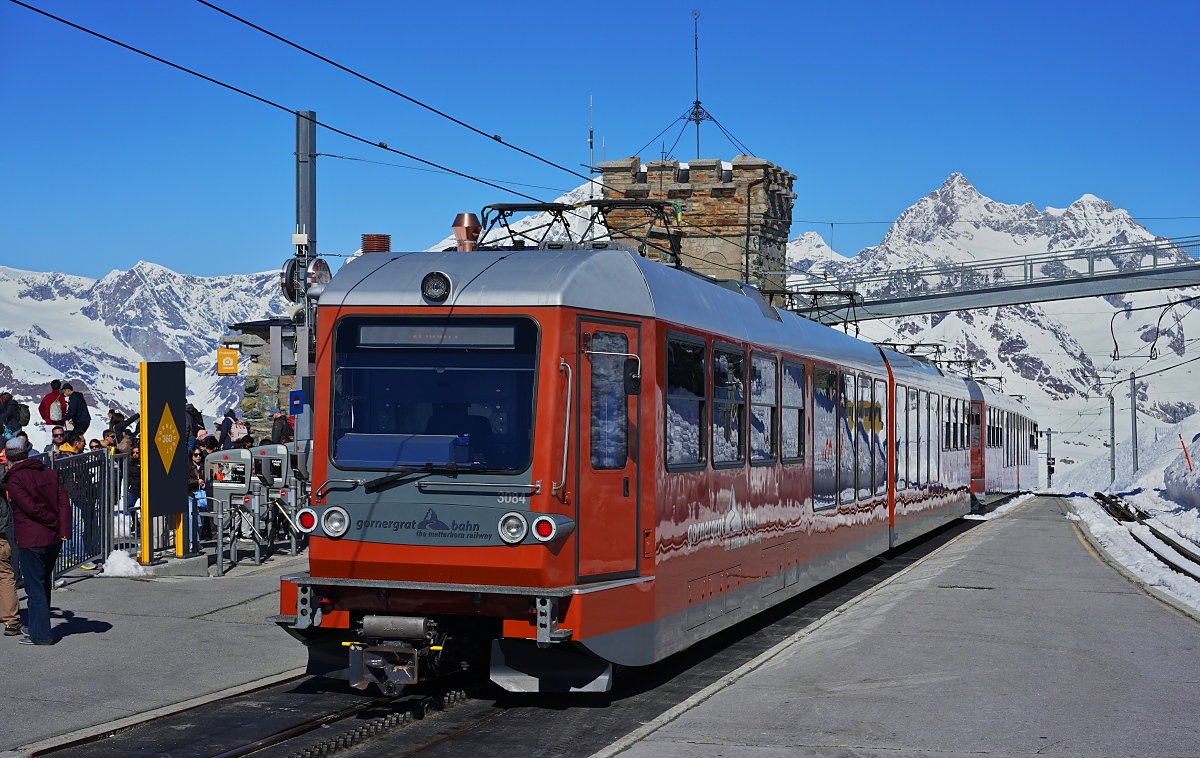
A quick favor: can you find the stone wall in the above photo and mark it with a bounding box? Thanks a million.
[221,330,297,442]
[597,155,796,290]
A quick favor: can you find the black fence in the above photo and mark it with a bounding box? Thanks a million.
[3,450,129,583]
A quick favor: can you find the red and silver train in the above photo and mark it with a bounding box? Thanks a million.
[275,241,1038,692]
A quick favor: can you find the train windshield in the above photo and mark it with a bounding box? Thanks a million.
[331,316,538,472]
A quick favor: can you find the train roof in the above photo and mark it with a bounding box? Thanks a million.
[965,378,1033,415]
[877,349,972,398]
[320,246,887,375]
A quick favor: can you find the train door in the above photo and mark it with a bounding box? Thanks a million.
[969,402,984,493]
[576,319,641,580]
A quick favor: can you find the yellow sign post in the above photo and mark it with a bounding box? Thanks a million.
[138,361,188,564]
[217,348,239,375]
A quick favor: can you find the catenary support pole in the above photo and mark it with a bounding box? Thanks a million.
[1130,372,1139,474]
[1109,393,1116,485]
[1045,428,1053,490]
[296,110,317,281]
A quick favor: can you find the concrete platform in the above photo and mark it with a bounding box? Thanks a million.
[0,549,308,754]
[606,497,1200,758]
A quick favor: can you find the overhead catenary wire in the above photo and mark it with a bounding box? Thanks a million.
[317,153,572,194]
[8,0,544,203]
[194,0,611,196]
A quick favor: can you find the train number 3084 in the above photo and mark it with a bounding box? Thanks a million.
[497,492,529,504]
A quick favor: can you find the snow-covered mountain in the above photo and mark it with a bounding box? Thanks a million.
[0,262,286,446]
[787,174,1200,478]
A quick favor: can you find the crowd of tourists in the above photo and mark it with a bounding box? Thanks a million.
[0,380,295,648]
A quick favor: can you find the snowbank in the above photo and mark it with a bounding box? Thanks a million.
[99,549,146,578]
[1058,412,1200,614]
[1163,436,1200,510]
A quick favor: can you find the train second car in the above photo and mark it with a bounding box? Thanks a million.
[274,243,1037,693]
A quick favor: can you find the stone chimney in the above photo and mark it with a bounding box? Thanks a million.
[597,155,796,290]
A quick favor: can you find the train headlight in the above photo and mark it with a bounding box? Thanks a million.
[322,506,350,538]
[421,272,451,302]
[498,512,527,544]
[296,508,317,534]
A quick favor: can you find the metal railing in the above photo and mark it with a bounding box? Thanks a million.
[789,235,1200,301]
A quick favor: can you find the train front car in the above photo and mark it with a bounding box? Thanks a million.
[275,245,657,694]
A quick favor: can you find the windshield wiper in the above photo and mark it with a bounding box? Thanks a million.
[363,463,461,494]
[364,468,422,494]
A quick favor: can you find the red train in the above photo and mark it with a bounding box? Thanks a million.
[275,241,1037,692]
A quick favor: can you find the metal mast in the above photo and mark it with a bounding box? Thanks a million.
[589,96,595,199]
[687,10,713,159]
[295,109,317,293]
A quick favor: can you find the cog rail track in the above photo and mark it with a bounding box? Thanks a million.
[1092,492,1200,582]
[214,688,476,758]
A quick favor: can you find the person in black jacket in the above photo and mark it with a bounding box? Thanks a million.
[270,408,294,444]
[60,383,90,435]
[0,393,21,438]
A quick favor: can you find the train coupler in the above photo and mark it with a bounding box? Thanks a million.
[346,640,419,693]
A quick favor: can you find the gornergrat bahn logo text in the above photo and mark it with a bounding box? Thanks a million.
[686,492,760,551]
[356,509,492,541]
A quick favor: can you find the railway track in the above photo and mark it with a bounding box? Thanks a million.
[1092,491,1200,583]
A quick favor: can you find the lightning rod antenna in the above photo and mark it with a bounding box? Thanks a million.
[693,10,701,159]
[589,96,595,199]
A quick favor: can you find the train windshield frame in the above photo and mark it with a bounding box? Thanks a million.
[330,315,540,473]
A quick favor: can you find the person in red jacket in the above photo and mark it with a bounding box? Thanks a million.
[1,437,70,645]
[38,380,67,425]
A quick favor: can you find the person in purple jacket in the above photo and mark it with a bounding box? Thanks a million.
[1,437,70,645]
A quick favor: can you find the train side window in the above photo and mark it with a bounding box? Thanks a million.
[856,375,873,500]
[749,354,777,464]
[712,346,745,466]
[665,336,706,469]
[1032,423,1039,450]
[812,366,838,510]
[943,396,952,452]
[895,385,907,490]
[954,399,962,449]
[910,386,921,488]
[926,395,936,479]
[589,331,629,470]
[839,372,857,503]
[920,390,931,485]
[873,379,888,496]
[780,361,805,463]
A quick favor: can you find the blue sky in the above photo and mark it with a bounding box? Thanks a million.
[2,0,1197,278]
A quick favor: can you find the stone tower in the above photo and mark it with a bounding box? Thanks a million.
[597,156,796,290]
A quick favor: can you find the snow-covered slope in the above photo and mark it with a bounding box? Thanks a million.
[0,262,286,447]
[785,175,1199,480]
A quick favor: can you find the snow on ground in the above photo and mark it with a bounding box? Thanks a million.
[98,549,145,578]
[1058,413,1200,612]
[963,493,1035,521]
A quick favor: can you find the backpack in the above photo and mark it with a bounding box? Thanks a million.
[231,419,249,440]
[185,404,204,441]
[16,403,30,428]
[49,397,63,422]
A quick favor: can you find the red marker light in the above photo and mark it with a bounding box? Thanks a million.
[534,519,554,539]
[298,511,316,530]
[222,455,228,460]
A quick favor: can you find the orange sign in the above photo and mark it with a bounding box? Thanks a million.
[217,348,239,375]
